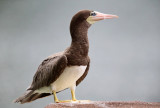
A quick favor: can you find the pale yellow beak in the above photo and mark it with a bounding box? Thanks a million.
[92,11,119,21]
[86,11,118,24]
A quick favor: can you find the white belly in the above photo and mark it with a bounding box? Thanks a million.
[51,65,87,92]
[35,65,87,93]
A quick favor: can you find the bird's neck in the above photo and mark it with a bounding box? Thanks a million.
[69,21,91,57]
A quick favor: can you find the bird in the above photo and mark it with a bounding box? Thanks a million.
[14,10,118,104]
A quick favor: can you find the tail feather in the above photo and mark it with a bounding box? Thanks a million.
[14,90,34,104]
[14,90,51,104]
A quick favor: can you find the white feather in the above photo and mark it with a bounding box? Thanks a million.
[35,65,87,93]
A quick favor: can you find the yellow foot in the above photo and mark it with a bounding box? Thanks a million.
[55,100,60,103]
[55,100,91,103]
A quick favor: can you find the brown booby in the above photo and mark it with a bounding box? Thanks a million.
[14,10,118,104]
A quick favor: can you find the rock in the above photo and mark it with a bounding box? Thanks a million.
[45,101,160,108]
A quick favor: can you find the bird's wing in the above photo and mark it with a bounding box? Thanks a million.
[28,54,67,90]
[76,56,90,86]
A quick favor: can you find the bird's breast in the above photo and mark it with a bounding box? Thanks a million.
[51,65,87,92]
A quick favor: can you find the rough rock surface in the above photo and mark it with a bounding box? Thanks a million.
[45,101,160,108]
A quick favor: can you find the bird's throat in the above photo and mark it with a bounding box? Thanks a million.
[69,21,91,57]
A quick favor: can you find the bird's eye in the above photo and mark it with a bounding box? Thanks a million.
[90,12,96,16]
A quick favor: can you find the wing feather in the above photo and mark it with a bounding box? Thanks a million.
[28,55,67,90]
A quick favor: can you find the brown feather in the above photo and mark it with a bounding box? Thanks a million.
[28,54,68,90]
[14,90,51,104]
[65,10,91,66]
[14,90,34,104]
[76,57,90,86]
[15,10,92,103]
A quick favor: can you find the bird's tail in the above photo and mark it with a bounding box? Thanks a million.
[14,90,34,104]
[14,90,51,104]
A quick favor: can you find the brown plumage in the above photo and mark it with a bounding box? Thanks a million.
[14,10,91,104]
[14,10,118,104]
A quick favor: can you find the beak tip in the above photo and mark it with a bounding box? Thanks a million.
[115,15,119,18]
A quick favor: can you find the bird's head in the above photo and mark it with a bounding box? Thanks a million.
[86,10,119,24]
[70,10,118,39]
[71,10,118,26]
